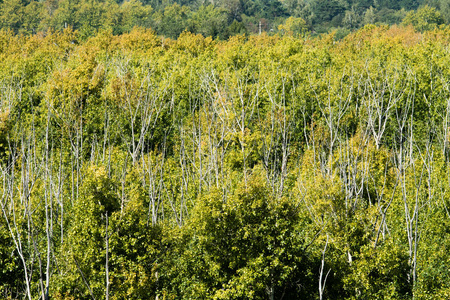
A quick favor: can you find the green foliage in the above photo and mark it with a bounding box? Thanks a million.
[0,219,24,299]
[189,5,228,38]
[1,24,450,299]
[402,5,444,31]
[0,0,447,38]
[226,20,248,36]
[107,170,163,299]
[414,206,450,299]
[278,16,307,36]
[167,167,313,299]
[154,3,191,39]
[343,239,411,299]
[54,165,118,298]
[312,0,345,24]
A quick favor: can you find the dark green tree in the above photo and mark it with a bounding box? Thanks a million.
[402,5,444,31]
[166,167,315,299]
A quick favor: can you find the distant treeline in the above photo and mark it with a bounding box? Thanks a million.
[0,0,450,38]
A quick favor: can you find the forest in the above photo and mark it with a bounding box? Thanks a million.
[1,0,450,38]
[1,9,450,300]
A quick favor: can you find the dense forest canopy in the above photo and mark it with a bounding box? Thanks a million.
[1,0,450,38]
[1,23,450,299]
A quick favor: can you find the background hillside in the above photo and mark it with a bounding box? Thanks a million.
[0,0,449,38]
